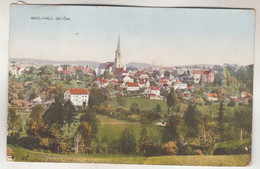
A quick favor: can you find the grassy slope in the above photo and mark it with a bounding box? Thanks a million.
[97,115,162,140]
[108,97,169,112]
[9,146,250,166]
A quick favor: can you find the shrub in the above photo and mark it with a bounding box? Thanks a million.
[178,145,193,155]
[213,140,251,155]
[162,141,178,155]
[193,149,203,155]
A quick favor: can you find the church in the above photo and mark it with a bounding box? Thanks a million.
[96,35,124,75]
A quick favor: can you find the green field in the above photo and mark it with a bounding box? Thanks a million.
[97,115,163,140]
[9,145,250,166]
[108,97,169,112]
[18,111,163,141]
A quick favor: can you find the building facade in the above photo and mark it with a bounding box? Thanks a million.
[64,88,89,106]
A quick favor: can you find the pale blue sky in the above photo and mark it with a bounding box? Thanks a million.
[9,5,255,66]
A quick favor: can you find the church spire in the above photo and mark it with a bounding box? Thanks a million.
[114,34,123,69]
[117,34,120,51]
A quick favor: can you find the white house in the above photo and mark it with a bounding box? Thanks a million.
[10,67,24,77]
[55,65,64,72]
[173,82,187,90]
[203,92,218,101]
[64,88,89,106]
[96,62,114,75]
[126,82,140,91]
[95,78,109,88]
[145,86,160,96]
[121,75,134,83]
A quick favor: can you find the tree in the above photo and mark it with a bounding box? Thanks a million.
[116,93,125,106]
[46,82,66,100]
[77,107,100,152]
[164,71,170,79]
[77,121,93,153]
[153,104,161,113]
[166,88,178,115]
[198,117,217,155]
[63,100,77,139]
[7,107,22,137]
[88,88,106,108]
[183,103,202,138]
[162,115,181,143]
[138,127,149,155]
[26,105,54,149]
[102,71,114,79]
[8,80,24,103]
[43,98,64,128]
[234,106,252,141]
[217,100,225,140]
[137,127,160,156]
[162,141,178,155]
[119,127,137,154]
[129,103,140,115]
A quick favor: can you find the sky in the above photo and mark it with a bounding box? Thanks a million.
[9,5,255,66]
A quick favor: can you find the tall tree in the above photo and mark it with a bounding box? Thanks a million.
[183,103,202,138]
[43,98,64,128]
[119,127,137,154]
[26,104,53,149]
[217,100,225,140]
[234,106,252,141]
[138,127,149,155]
[162,115,181,143]
[7,107,22,137]
[198,117,217,155]
[88,88,106,108]
[76,107,100,152]
[167,88,178,115]
[63,100,77,139]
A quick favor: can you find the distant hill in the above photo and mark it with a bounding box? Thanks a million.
[126,62,159,70]
[9,58,100,68]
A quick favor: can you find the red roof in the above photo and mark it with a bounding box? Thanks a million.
[149,86,159,90]
[203,70,213,75]
[204,92,218,98]
[186,86,194,90]
[126,82,140,87]
[59,70,68,74]
[113,68,125,75]
[158,80,168,83]
[134,71,143,76]
[68,88,89,94]
[191,70,203,74]
[97,78,108,83]
[161,67,173,71]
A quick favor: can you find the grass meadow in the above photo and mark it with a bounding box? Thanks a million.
[9,145,250,166]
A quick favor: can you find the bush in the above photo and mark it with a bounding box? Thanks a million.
[7,136,39,150]
[162,141,178,155]
[213,147,233,155]
[193,149,203,155]
[213,140,251,155]
[178,145,193,155]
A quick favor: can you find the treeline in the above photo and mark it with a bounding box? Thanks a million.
[8,98,99,154]
[8,98,252,156]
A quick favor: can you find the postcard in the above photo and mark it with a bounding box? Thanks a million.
[7,4,254,166]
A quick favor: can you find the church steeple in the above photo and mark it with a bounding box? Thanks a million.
[117,34,120,51]
[114,34,122,69]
